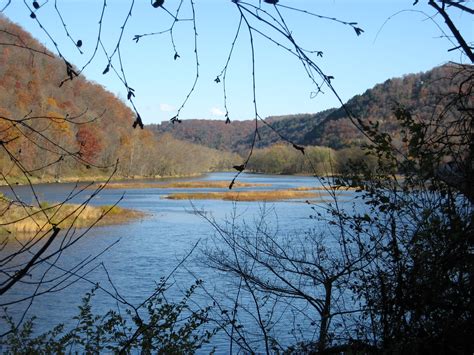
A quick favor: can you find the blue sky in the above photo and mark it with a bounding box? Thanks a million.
[2,1,473,124]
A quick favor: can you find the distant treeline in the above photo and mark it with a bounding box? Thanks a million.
[246,144,376,176]
[118,133,240,178]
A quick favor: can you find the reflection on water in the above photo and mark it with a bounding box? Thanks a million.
[0,172,355,352]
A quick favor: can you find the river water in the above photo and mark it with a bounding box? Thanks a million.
[0,172,356,353]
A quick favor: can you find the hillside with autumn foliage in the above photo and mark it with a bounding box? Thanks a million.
[301,63,471,148]
[1,14,470,181]
[149,109,335,154]
[152,64,470,152]
[0,15,238,181]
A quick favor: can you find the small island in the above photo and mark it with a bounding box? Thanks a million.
[0,196,146,235]
[164,186,352,202]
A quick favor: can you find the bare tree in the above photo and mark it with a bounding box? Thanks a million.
[198,202,374,353]
[197,1,473,352]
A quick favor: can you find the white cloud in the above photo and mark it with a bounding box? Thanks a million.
[210,107,225,117]
[159,103,175,112]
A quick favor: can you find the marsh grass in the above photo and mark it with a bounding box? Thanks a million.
[98,180,271,189]
[0,199,145,234]
[165,189,333,202]
[98,182,358,192]
[291,186,358,191]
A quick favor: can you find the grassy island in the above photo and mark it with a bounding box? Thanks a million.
[165,189,331,202]
[0,197,145,234]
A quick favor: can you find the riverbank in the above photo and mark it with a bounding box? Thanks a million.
[0,172,208,187]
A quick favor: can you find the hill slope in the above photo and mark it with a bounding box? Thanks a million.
[150,109,335,153]
[150,64,469,151]
[0,15,237,180]
[302,64,469,148]
[0,15,134,172]
[148,119,256,153]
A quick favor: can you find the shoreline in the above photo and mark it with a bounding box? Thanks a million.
[0,171,346,188]
[0,172,208,187]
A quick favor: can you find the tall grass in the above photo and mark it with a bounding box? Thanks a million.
[165,189,330,202]
[0,199,144,234]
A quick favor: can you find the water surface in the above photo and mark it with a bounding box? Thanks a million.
[0,172,356,352]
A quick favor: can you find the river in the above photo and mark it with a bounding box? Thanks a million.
[0,172,356,353]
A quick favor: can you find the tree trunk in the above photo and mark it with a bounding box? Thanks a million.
[319,280,332,352]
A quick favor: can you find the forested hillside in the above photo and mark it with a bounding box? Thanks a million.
[149,110,335,154]
[151,64,469,151]
[148,119,256,153]
[240,109,336,151]
[303,64,470,148]
[0,16,237,180]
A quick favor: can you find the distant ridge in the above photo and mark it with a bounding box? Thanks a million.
[302,63,469,148]
[150,64,469,151]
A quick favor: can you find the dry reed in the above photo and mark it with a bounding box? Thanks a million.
[0,199,145,234]
[165,189,330,202]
